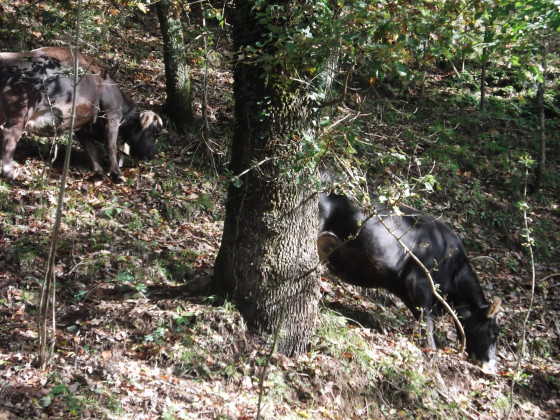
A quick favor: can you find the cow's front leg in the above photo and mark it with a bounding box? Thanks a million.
[105,118,125,182]
[404,275,438,350]
[422,312,437,350]
[1,123,24,180]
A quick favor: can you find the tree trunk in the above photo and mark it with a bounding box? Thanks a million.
[480,46,488,113]
[480,21,493,114]
[534,36,547,192]
[420,39,429,98]
[212,0,322,356]
[156,0,194,129]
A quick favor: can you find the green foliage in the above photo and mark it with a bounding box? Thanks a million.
[115,271,147,295]
[40,381,92,417]
[204,0,560,211]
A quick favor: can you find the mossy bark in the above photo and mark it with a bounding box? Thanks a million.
[156,0,194,129]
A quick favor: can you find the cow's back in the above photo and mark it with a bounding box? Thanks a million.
[0,52,29,67]
[0,47,104,75]
[318,193,482,298]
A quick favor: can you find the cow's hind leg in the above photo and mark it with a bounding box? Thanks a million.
[404,272,437,350]
[78,136,104,177]
[1,123,24,180]
[105,118,125,182]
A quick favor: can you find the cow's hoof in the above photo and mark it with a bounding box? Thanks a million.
[86,172,105,181]
[1,171,15,181]
[110,173,127,183]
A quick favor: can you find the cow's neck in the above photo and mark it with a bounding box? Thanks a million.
[119,93,140,119]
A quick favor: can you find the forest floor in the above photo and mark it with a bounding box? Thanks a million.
[1,1,560,419]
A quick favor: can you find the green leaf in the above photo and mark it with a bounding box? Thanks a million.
[51,384,67,394]
[395,63,408,77]
[233,177,243,188]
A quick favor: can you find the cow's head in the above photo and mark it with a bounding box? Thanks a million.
[122,111,163,160]
[464,297,502,363]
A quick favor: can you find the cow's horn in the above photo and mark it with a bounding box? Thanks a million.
[317,231,341,260]
[139,111,162,129]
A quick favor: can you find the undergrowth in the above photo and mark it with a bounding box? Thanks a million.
[1,2,559,418]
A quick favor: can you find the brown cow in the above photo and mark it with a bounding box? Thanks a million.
[0,47,162,180]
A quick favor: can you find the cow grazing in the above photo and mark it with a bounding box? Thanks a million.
[0,47,162,181]
[318,192,501,362]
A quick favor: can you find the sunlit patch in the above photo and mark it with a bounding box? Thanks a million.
[481,358,497,374]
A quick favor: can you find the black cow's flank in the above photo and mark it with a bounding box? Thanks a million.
[318,192,501,363]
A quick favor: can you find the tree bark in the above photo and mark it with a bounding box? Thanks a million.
[212,0,322,355]
[156,0,194,129]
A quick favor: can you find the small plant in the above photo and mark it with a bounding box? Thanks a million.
[161,403,185,420]
[143,325,167,345]
[115,271,147,295]
[173,306,196,332]
[529,337,551,358]
[41,383,85,417]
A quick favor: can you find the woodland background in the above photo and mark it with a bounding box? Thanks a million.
[0,0,559,419]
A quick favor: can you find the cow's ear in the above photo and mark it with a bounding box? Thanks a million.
[486,297,502,318]
[317,231,341,260]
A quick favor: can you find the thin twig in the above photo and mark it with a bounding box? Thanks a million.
[235,157,277,178]
[507,161,537,419]
[543,273,560,287]
[470,255,498,264]
[200,0,217,175]
[38,0,82,368]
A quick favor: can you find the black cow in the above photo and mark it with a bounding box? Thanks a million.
[0,47,162,181]
[318,192,501,362]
